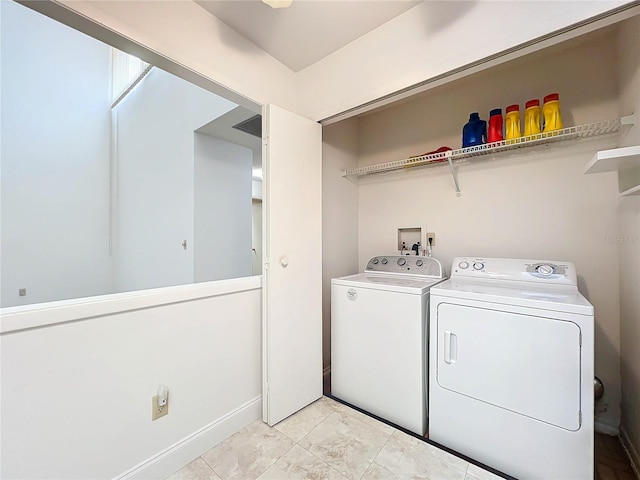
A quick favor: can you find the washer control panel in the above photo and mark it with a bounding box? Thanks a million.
[451,257,577,285]
[366,256,443,278]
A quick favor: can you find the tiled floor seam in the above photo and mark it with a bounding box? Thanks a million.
[358,428,394,480]
[292,412,351,479]
[198,432,229,478]
[199,454,223,479]
[294,439,351,479]
[464,461,471,477]
[256,442,298,479]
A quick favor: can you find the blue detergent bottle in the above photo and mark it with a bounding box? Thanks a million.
[462,112,487,148]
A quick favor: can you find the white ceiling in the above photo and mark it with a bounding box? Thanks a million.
[194,0,422,72]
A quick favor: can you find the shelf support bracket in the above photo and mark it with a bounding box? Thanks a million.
[446,152,461,197]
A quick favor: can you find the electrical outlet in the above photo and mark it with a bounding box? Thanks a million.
[152,395,169,420]
[427,232,436,247]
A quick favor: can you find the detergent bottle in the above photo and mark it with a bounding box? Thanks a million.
[523,99,542,136]
[462,113,487,148]
[542,93,563,132]
[487,108,503,143]
[505,104,521,142]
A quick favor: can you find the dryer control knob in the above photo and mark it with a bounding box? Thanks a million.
[381,258,388,265]
[537,264,555,276]
[416,260,423,267]
[372,258,379,265]
[458,261,469,269]
[397,258,406,266]
[473,262,484,270]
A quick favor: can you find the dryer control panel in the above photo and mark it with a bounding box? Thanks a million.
[365,256,444,278]
[450,257,577,286]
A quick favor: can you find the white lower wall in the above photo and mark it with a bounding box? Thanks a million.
[194,133,253,282]
[0,279,262,479]
[322,119,360,370]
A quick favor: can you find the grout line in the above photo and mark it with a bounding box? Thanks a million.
[294,414,350,480]
[299,442,350,480]
[465,461,471,478]
[257,423,300,478]
[361,431,394,480]
[198,457,218,479]
[199,426,248,479]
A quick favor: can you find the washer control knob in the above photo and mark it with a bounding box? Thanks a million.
[537,264,555,276]
[416,260,423,267]
[397,258,406,266]
[372,258,379,265]
[381,258,388,265]
[458,261,469,269]
[473,262,484,271]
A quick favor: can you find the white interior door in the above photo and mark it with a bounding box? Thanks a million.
[262,104,323,426]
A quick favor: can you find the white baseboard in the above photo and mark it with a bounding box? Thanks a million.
[620,426,640,479]
[595,417,620,436]
[115,396,262,480]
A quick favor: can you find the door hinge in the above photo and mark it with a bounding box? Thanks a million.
[264,259,269,270]
[579,411,582,426]
[579,332,582,347]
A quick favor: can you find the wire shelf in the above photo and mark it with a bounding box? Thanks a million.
[342,118,623,179]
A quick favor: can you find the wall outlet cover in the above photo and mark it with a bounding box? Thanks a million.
[427,232,436,246]
[152,395,169,421]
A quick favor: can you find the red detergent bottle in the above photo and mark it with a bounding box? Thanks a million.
[487,108,503,143]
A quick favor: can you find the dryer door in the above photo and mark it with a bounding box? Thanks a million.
[436,302,581,431]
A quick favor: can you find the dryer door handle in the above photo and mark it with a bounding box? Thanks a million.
[444,330,457,364]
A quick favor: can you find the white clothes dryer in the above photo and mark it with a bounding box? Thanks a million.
[429,257,594,480]
[331,255,445,435]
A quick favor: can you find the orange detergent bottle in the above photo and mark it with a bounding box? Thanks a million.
[542,93,563,132]
[523,99,542,136]
[505,104,521,141]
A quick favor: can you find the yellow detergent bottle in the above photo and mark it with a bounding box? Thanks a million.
[523,99,542,137]
[505,104,521,142]
[542,93,563,132]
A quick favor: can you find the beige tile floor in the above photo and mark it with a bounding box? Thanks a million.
[166,396,503,480]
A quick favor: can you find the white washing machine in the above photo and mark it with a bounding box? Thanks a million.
[331,255,445,435]
[429,257,594,480]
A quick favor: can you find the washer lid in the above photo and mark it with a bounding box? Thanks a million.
[332,273,445,294]
[431,279,593,315]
